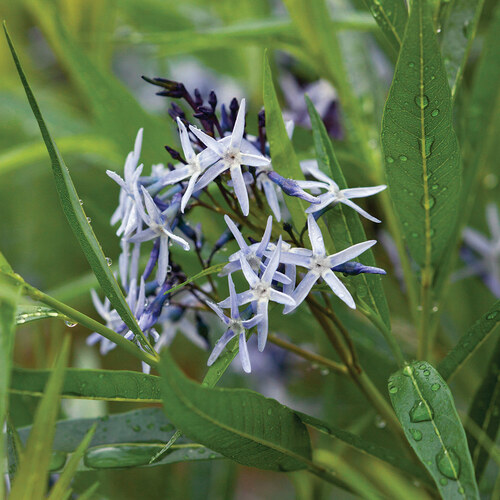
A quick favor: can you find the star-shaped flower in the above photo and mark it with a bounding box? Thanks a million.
[207,275,262,373]
[219,237,295,351]
[128,187,190,284]
[297,167,386,223]
[282,215,377,313]
[190,98,270,215]
[151,118,219,212]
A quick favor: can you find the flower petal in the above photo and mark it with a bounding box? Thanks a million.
[307,215,326,256]
[231,166,249,216]
[322,269,355,309]
[327,240,377,268]
[341,198,381,223]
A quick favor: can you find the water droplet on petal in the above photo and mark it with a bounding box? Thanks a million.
[436,448,461,480]
[415,95,429,109]
[409,428,422,441]
[410,400,434,422]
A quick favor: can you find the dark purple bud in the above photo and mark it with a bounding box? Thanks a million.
[168,102,185,121]
[141,282,173,330]
[229,98,239,125]
[178,219,202,250]
[194,89,203,107]
[208,227,235,264]
[142,76,187,98]
[143,239,160,281]
[258,109,266,128]
[193,106,215,120]
[165,145,186,164]
[208,91,217,111]
[268,171,320,204]
[220,104,230,132]
[332,261,386,276]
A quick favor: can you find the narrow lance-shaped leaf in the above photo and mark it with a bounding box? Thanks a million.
[467,336,500,482]
[306,97,390,328]
[16,305,69,326]
[10,367,162,403]
[3,25,153,354]
[9,337,70,500]
[16,408,221,472]
[381,0,461,271]
[388,361,479,500]
[362,0,408,52]
[0,254,22,500]
[437,299,500,381]
[159,349,312,471]
[439,0,485,99]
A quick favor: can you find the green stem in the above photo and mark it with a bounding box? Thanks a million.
[8,273,159,368]
[417,271,433,360]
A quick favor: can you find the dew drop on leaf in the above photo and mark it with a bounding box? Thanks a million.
[436,448,461,480]
[86,217,92,223]
[409,428,422,441]
[84,445,163,469]
[267,409,272,416]
[415,95,429,109]
[440,477,448,486]
[105,257,112,266]
[431,383,441,392]
[399,155,408,162]
[409,400,434,422]
[423,370,430,376]
[386,156,395,164]
[431,109,440,117]
[486,311,499,320]
[388,384,398,394]
[64,320,77,328]
[48,451,67,471]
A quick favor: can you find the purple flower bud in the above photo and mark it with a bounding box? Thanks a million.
[143,239,160,280]
[268,171,319,204]
[168,102,185,121]
[332,261,386,276]
[194,88,203,107]
[164,145,186,164]
[142,76,187,98]
[208,91,217,111]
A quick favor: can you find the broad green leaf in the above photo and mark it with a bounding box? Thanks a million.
[437,299,500,380]
[159,349,312,471]
[47,425,97,500]
[16,408,221,472]
[16,305,68,326]
[4,25,153,354]
[296,411,432,485]
[388,361,479,499]
[306,97,390,329]
[439,0,485,99]
[0,135,120,177]
[362,0,408,52]
[467,336,500,481]
[0,262,22,500]
[11,367,162,403]
[262,52,307,232]
[381,0,461,271]
[9,337,70,500]
[25,0,171,164]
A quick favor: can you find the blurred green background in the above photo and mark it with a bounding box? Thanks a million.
[1,0,499,498]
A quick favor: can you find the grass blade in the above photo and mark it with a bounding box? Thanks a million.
[362,0,408,52]
[3,24,154,354]
[16,305,68,326]
[9,337,70,500]
[437,299,500,380]
[467,336,500,481]
[381,0,461,272]
[0,254,22,500]
[389,361,479,499]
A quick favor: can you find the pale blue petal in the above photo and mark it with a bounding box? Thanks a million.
[231,166,249,216]
[322,269,355,309]
[270,289,295,307]
[256,216,273,256]
[341,198,381,223]
[307,215,326,256]
[230,98,246,149]
[207,328,235,366]
[206,301,230,325]
[224,215,249,251]
[156,236,169,285]
[342,185,387,199]
[181,174,199,213]
[262,236,282,284]
[327,240,377,268]
[262,180,281,221]
[176,117,195,162]
[194,161,227,191]
[240,256,259,288]
[239,331,251,373]
[256,301,269,351]
[240,153,270,167]
[284,271,318,313]
[189,125,224,155]
[128,227,158,243]
[228,274,240,319]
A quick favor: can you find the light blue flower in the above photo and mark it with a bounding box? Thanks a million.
[282,215,377,313]
[207,275,262,373]
[150,118,219,212]
[297,166,386,223]
[219,237,295,351]
[128,186,190,284]
[190,98,270,216]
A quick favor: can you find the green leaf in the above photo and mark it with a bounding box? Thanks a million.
[381,0,461,271]
[362,0,408,52]
[9,337,70,500]
[3,24,154,354]
[388,361,479,499]
[16,408,221,472]
[0,265,22,500]
[159,349,312,471]
[16,305,68,326]
[10,367,162,403]
[467,336,500,481]
[306,97,390,329]
[47,425,97,500]
[439,0,485,98]
[262,51,307,232]
[437,299,500,381]
[296,411,432,486]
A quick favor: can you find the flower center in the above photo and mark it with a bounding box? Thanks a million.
[224,147,242,169]
[310,256,330,275]
[253,282,271,301]
[229,319,245,336]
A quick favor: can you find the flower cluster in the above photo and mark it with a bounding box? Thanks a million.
[89,79,387,373]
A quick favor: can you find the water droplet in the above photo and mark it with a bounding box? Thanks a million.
[160,424,174,432]
[409,428,422,441]
[197,448,206,454]
[483,173,498,189]
[389,385,398,394]
[431,383,441,392]
[417,305,423,311]
[439,477,448,486]
[132,425,141,432]
[375,415,386,429]
[411,232,419,238]
[419,364,426,370]
[84,444,164,469]
[48,451,67,471]
[436,448,461,480]
[17,318,25,324]
[486,311,499,320]
[410,400,434,422]
[420,194,436,210]
[415,95,429,109]
[64,320,77,328]
[431,184,439,192]
[98,374,104,379]
[267,409,272,416]
[386,156,395,164]
[86,217,92,223]
[147,423,154,430]
[431,109,440,117]
[105,257,112,266]
[320,368,330,376]
[408,62,415,68]
[462,21,470,38]
[399,155,408,162]
[79,199,84,205]
[209,453,217,459]
[423,370,430,377]
[458,486,465,494]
